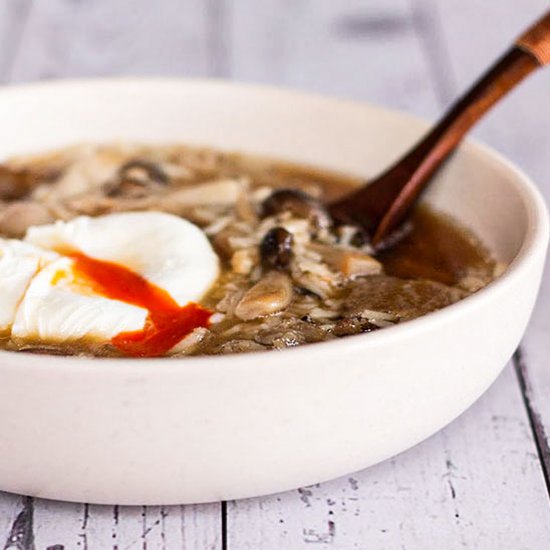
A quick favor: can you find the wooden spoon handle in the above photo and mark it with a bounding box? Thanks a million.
[330,10,550,246]
[517,11,550,65]
[370,46,539,243]
[370,10,550,243]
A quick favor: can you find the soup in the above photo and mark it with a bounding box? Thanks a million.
[0,144,499,357]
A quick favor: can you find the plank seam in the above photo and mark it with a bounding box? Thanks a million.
[513,347,550,501]
[221,501,227,550]
[79,503,89,550]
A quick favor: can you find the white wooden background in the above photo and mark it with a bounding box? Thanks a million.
[0,1,549,548]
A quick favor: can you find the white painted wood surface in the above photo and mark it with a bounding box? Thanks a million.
[0,0,549,548]
[227,366,550,549]
[228,0,440,116]
[0,0,32,82]
[30,501,221,550]
[9,0,214,81]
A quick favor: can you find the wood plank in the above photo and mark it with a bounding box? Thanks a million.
[32,499,85,549]
[228,0,439,117]
[0,0,33,81]
[226,365,550,549]
[8,0,213,82]
[179,504,223,550]
[435,0,550,497]
[11,500,222,549]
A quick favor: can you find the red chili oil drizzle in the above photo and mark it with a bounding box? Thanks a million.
[70,252,212,357]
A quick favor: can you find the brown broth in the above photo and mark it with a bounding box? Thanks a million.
[0,145,498,357]
[378,206,495,286]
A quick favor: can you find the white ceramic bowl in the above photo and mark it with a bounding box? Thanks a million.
[0,79,546,505]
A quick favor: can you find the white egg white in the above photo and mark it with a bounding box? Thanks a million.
[4,211,220,347]
[25,212,219,306]
[0,239,58,332]
[11,257,149,343]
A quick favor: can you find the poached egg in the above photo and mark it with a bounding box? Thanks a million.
[0,240,58,332]
[2,212,219,355]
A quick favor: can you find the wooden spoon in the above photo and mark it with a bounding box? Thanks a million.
[328,10,550,247]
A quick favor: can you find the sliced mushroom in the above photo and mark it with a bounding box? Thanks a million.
[231,247,259,275]
[261,188,332,229]
[210,220,256,258]
[234,271,294,320]
[292,271,333,300]
[35,148,122,202]
[60,178,245,219]
[260,227,293,270]
[160,179,245,210]
[119,159,169,185]
[0,201,54,238]
[61,191,116,217]
[105,159,169,198]
[168,327,210,355]
[0,166,31,200]
[336,224,370,248]
[309,243,382,278]
[234,189,259,224]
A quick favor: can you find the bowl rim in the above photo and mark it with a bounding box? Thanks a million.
[0,76,547,372]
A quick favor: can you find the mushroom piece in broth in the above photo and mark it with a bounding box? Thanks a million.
[0,143,499,357]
